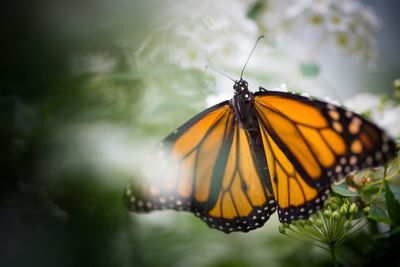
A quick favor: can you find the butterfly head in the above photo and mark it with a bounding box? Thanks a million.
[233,79,249,95]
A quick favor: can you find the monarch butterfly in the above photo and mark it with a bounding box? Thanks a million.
[124,37,396,233]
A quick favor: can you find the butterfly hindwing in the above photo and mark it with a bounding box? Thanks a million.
[258,121,330,223]
[254,90,396,223]
[201,122,276,233]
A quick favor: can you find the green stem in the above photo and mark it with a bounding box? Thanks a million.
[370,164,388,204]
[320,214,330,239]
[329,245,339,267]
[332,216,342,241]
[288,227,327,244]
[284,233,328,251]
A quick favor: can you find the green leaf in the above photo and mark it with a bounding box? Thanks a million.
[360,183,380,201]
[332,183,359,197]
[387,183,400,202]
[246,0,264,20]
[384,180,400,226]
[368,204,392,224]
[299,62,320,78]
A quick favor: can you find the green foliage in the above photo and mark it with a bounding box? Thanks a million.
[280,197,366,250]
[299,63,320,78]
[281,155,400,266]
[384,180,400,226]
[246,0,264,20]
[368,203,391,224]
[332,183,359,197]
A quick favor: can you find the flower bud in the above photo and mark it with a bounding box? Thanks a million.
[344,220,352,229]
[330,203,339,211]
[340,204,348,215]
[324,210,332,218]
[329,197,340,206]
[350,203,358,214]
[332,211,341,220]
[363,206,370,213]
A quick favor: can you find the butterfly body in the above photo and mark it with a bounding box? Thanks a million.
[232,80,255,127]
[231,79,275,205]
[125,80,396,233]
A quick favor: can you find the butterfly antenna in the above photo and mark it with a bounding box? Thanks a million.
[205,65,235,82]
[240,35,265,80]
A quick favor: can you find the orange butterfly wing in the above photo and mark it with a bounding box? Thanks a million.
[254,91,396,223]
[125,101,276,233]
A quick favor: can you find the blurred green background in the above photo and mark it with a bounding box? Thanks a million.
[1,1,399,267]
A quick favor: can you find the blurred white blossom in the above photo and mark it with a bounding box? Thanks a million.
[250,0,379,64]
[135,0,258,72]
[131,0,385,132]
[132,0,265,130]
[268,83,289,92]
[343,93,381,114]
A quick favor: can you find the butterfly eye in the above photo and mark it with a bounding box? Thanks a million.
[240,80,248,89]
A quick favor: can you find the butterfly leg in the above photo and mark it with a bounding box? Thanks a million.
[259,86,268,92]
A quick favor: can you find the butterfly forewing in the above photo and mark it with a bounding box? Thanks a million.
[254,91,396,223]
[125,101,232,212]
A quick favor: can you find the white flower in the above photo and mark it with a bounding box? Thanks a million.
[343,93,381,114]
[167,39,208,70]
[132,0,262,129]
[338,0,361,14]
[286,0,333,18]
[136,0,258,72]
[373,106,400,138]
[310,0,334,15]
[251,0,379,64]
[323,97,341,106]
[269,83,289,92]
[326,11,351,32]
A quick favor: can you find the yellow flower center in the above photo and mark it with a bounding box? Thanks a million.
[337,33,348,47]
[310,14,323,25]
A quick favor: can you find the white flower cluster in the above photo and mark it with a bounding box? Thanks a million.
[132,0,385,128]
[252,0,379,63]
[135,0,258,72]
